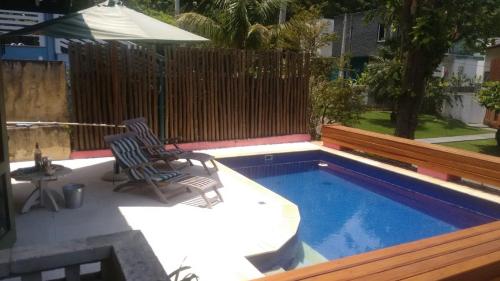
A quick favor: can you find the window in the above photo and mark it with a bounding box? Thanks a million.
[0,9,44,47]
[377,24,386,42]
[1,35,40,46]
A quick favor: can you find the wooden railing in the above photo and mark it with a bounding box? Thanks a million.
[255,220,500,281]
[0,230,169,281]
[321,125,500,187]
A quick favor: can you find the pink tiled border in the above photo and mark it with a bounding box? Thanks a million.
[417,166,461,182]
[70,134,311,159]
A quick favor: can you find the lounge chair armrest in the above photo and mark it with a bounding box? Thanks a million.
[139,144,178,159]
[140,144,165,149]
[159,137,183,150]
[123,162,154,172]
[168,266,197,281]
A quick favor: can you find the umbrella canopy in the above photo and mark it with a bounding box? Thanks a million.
[0,1,208,42]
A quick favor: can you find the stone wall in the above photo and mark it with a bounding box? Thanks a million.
[1,60,70,161]
[6,127,71,161]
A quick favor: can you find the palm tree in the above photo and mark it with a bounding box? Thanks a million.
[176,0,286,49]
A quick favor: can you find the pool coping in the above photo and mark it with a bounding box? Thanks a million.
[214,160,302,258]
[206,142,500,206]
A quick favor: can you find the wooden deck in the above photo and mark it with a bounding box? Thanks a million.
[321,125,500,187]
[255,221,500,281]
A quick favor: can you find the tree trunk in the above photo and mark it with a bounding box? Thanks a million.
[394,0,427,139]
[390,111,396,124]
[394,0,451,139]
[395,94,421,139]
[496,128,500,147]
[395,49,428,139]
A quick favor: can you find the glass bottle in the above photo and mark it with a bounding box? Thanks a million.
[34,142,42,169]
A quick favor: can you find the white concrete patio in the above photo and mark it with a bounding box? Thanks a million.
[9,141,500,281]
[9,144,317,281]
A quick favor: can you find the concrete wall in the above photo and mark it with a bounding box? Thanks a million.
[440,55,484,81]
[1,60,70,161]
[6,127,71,161]
[441,92,486,124]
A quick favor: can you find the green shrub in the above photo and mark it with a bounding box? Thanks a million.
[310,78,365,138]
[477,81,500,111]
[476,81,500,146]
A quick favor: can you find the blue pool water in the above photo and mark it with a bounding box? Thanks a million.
[219,151,498,260]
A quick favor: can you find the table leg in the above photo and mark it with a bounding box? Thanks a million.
[40,181,59,212]
[21,182,41,214]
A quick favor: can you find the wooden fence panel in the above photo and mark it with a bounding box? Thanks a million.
[164,47,310,142]
[70,45,309,150]
[69,43,158,150]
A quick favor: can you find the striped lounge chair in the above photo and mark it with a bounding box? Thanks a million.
[104,133,223,208]
[123,117,218,175]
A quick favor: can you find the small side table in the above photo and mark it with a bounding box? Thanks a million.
[11,165,72,214]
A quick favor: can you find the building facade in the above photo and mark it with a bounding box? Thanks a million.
[328,12,387,78]
[327,11,485,81]
[438,42,485,82]
[0,9,69,62]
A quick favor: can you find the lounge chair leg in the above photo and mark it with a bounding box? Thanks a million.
[213,186,223,202]
[114,182,135,192]
[200,192,212,209]
[187,159,194,166]
[210,159,219,171]
[150,183,169,204]
[202,162,211,175]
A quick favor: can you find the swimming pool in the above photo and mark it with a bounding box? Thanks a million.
[219,150,499,262]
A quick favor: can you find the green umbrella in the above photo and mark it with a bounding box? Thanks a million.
[0,1,208,42]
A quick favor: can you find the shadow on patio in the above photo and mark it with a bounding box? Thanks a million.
[11,157,224,244]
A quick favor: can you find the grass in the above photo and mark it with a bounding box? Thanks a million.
[439,139,500,157]
[354,111,490,139]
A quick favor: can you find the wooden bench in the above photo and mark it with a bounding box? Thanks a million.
[321,125,500,187]
[254,221,500,281]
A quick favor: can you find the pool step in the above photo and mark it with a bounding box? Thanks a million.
[288,242,328,269]
[263,267,285,276]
